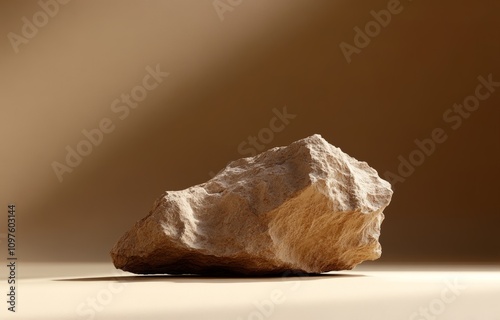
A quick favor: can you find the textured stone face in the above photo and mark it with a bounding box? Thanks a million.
[110,134,393,275]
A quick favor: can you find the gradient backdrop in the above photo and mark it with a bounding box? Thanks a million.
[0,0,499,264]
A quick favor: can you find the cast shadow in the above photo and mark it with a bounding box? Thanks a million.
[54,272,366,284]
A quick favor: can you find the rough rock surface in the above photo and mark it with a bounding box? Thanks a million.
[111,134,393,275]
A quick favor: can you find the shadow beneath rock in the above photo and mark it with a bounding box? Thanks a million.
[54,272,366,283]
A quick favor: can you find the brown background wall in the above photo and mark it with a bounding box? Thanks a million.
[0,0,499,263]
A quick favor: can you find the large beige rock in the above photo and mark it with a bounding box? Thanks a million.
[110,134,393,275]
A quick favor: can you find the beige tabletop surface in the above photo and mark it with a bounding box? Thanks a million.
[1,262,498,320]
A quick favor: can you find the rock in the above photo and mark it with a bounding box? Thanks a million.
[110,134,393,275]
